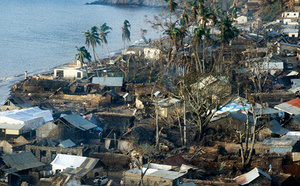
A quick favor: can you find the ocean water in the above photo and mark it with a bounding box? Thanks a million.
[0,0,164,104]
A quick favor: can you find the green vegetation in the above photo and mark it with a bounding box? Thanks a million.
[260,0,283,21]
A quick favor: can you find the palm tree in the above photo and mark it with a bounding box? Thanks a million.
[75,46,91,78]
[122,20,131,56]
[194,26,205,72]
[84,27,101,65]
[99,23,112,60]
[164,23,182,49]
[165,0,178,24]
[218,15,239,72]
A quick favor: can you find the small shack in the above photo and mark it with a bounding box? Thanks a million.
[1,152,45,185]
[51,154,103,184]
[52,114,97,143]
[1,95,32,111]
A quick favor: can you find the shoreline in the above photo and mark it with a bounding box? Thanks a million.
[86,0,167,8]
[0,39,147,105]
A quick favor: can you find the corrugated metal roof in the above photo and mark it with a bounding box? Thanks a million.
[0,124,25,130]
[62,114,97,131]
[147,170,186,180]
[62,167,91,177]
[267,120,289,135]
[227,112,256,124]
[158,97,181,108]
[270,147,293,154]
[2,152,44,173]
[262,135,300,146]
[283,29,299,33]
[59,139,76,148]
[80,158,99,169]
[234,168,271,185]
[92,77,123,87]
[293,115,300,126]
[274,98,300,115]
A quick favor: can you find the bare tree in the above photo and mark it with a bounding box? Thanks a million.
[237,99,267,167]
[130,144,156,186]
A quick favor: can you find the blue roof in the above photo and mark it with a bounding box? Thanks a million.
[227,112,256,124]
[59,139,76,148]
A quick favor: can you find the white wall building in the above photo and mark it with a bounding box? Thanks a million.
[144,47,161,60]
[283,29,299,38]
[0,107,53,136]
[236,15,248,24]
[54,67,86,79]
[54,60,87,79]
[282,12,299,25]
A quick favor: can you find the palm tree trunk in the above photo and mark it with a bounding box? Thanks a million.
[104,42,111,60]
[195,45,202,73]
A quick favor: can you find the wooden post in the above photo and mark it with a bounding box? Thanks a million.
[155,98,159,148]
[114,133,117,149]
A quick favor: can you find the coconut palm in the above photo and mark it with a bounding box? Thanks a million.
[84,26,101,65]
[218,15,239,72]
[194,26,205,72]
[164,23,181,50]
[75,46,91,78]
[99,23,112,59]
[122,20,131,56]
[165,0,178,23]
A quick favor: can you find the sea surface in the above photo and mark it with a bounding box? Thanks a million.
[0,0,164,104]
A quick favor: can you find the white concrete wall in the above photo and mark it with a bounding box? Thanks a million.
[236,16,248,24]
[54,68,86,79]
[144,48,161,60]
[282,12,299,18]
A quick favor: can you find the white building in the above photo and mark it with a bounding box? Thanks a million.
[283,29,299,38]
[54,60,87,79]
[235,15,248,24]
[0,107,53,136]
[282,12,299,25]
[144,47,161,60]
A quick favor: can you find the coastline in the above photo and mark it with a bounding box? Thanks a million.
[0,41,138,105]
[86,0,167,8]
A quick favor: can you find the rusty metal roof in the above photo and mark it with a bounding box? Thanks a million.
[234,168,271,185]
[274,98,300,115]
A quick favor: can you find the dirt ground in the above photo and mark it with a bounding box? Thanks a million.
[106,170,123,184]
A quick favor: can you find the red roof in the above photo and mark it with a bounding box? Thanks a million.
[286,98,300,108]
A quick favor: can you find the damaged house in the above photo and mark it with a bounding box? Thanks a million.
[0,107,53,138]
[1,95,32,111]
[157,97,182,118]
[262,132,300,154]
[0,135,30,154]
[123,163,189,186]
[104,126,153,152]
[25,138,92,164]
[50,114,97,143]
[51,154,103,184]
[191,75,232,99]
[0,152,45,185]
